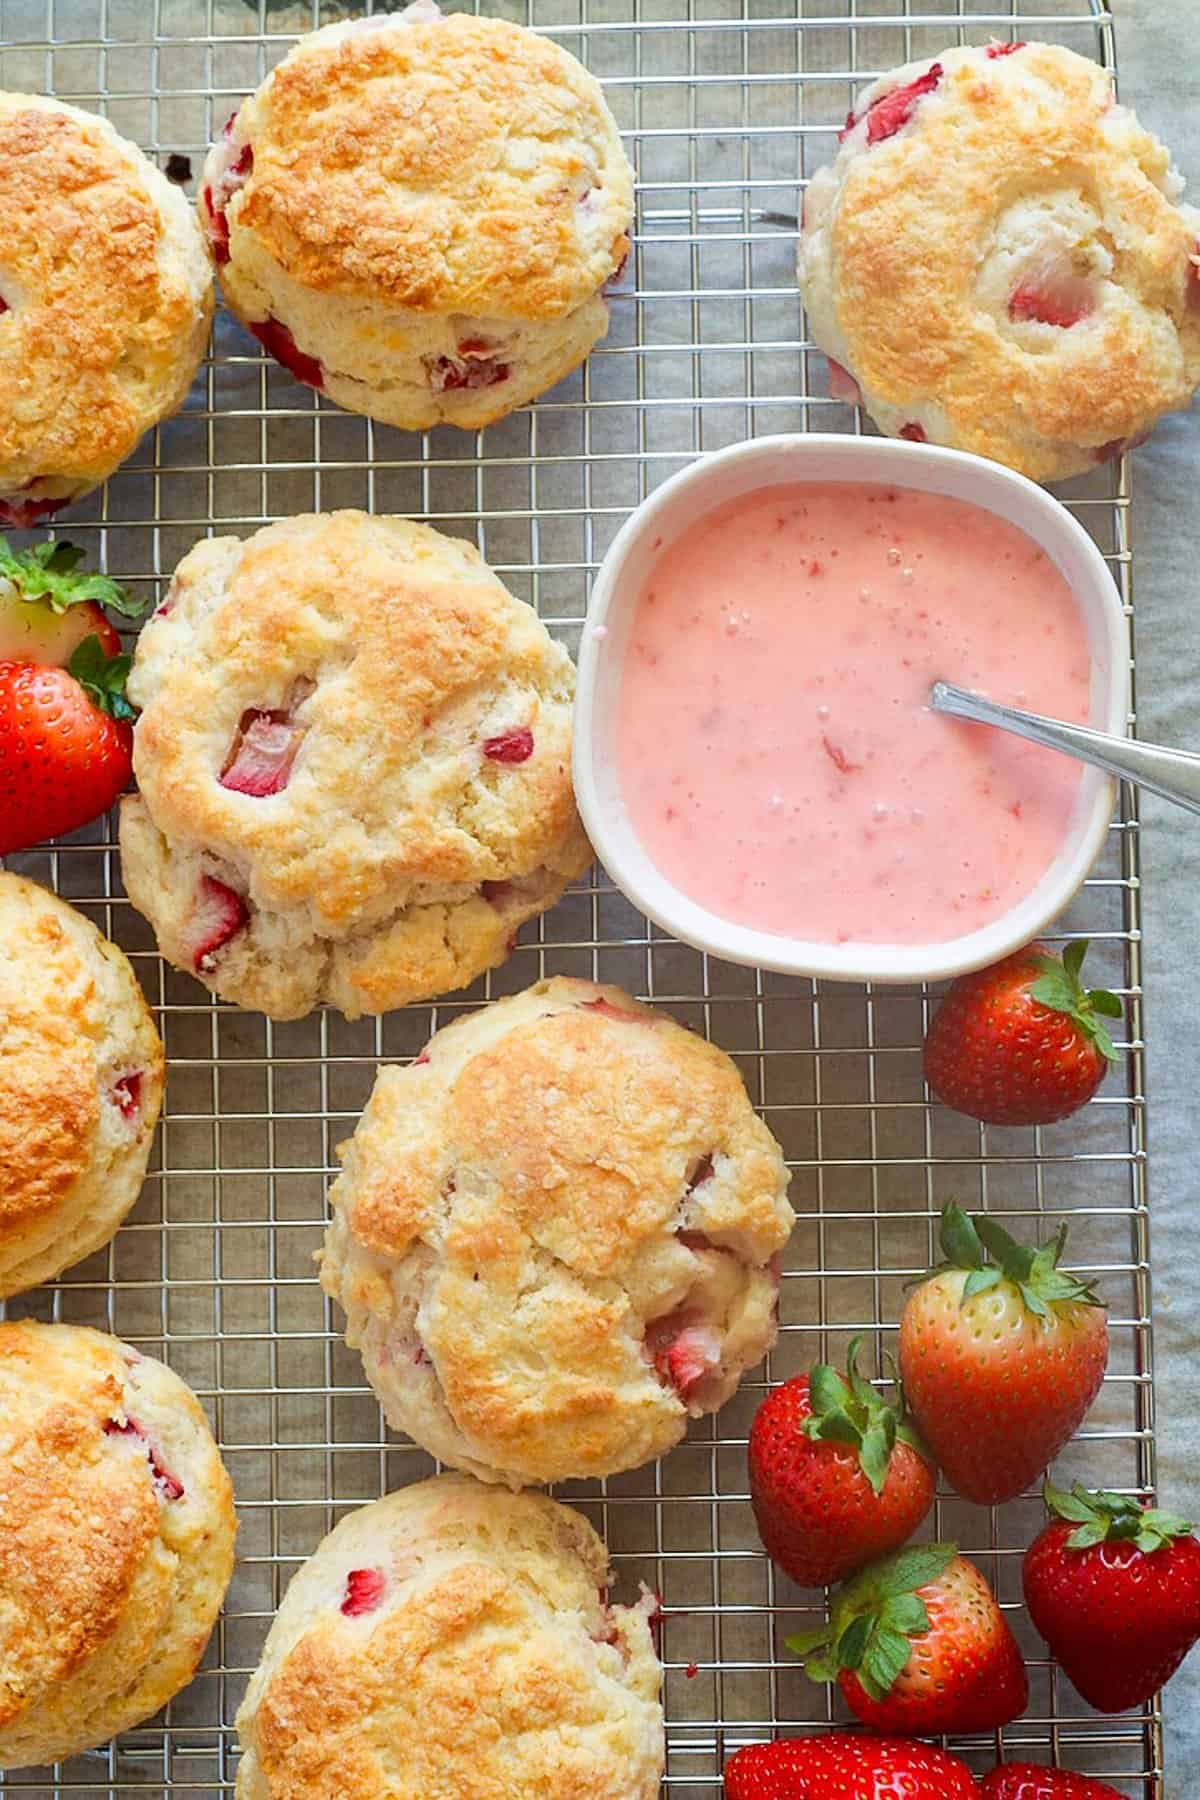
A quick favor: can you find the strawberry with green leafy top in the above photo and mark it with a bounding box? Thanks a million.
[748,1336,935,1588]
[1023,1482,1200,1713]
[0,537,141,664]
[923,940,1122,1126]
[0,537,143,853]
[788,1541,1028,1734]
[898,1203,1108,1505]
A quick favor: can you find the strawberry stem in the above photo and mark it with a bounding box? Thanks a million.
[1028,939,1122,1065]
[67,636,135,721]
[918,1202,1104,1315]
[0,536,143,618]
[786,1542,956,1698]
[1043,1480,1194,1554]
[800,1335,932,1495]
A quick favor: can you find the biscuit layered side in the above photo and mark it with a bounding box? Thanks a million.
[321,976,796,1486]
[0,874,164,1299]
[234,1474,664,1800]
[199,6,634,430]
[119,511,591,1020]
[798,41,1200,481]
[0,1321,236,1770]
[0,94,213,525]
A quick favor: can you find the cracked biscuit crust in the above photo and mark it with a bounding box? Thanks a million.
[0,1321,235,1770]
[798,42,1200,482]
[0,94,213,515]
[320,978,795,1486]
[0,875,164,1300]
[119,511,591,1021]
[235,1474,664,1800]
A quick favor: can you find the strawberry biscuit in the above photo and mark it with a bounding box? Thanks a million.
[799,42,1200,481]
[235,1474,664,1799]
[0,1320,236,1769]
[320,977,795,1487]
[0,94,213,527]
[0,874,163,1299]
[119,511,590,1021]
[200,6,634,431]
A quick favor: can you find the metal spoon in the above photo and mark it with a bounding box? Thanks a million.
[930,681,1200,817]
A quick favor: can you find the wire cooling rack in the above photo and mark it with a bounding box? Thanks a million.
[0,0,1156,1794]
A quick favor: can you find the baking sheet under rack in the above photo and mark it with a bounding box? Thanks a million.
[0,0,1153,1794]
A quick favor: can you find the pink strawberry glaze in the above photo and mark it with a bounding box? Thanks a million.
[342,1567,386,1616]
[104,1417,184,1500]
[191,874,249,972]
[482,726,534,763]
[616,481,1090,946]
[250,317,324,391]
[220,708,301,796]
[111,1072,143,1119]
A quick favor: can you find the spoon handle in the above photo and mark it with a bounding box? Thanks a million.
[930,681,1200,818]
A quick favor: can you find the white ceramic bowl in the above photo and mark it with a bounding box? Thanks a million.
[573,433,1131,985]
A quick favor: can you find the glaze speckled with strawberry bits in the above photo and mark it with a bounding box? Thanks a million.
[616,481,1091,947]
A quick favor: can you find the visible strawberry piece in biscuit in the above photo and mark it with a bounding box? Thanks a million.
[190,874,249,973]
[220,708,302,797]
[482,726,534,763]
[864,63,943,145]
[250,317,325,391]
[341,1567,387,1616]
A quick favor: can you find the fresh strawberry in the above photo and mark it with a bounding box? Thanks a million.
[0,637,136,853]
[981,1765,1122,1799]
[1023,1481,1200,1713]
[924,940,1121,1126]
[0,536,141,666]
[748,1336,934,1588]
[789,1542,1028,1734]
[898,1204,1108,1505]
[725,1733,978,1798]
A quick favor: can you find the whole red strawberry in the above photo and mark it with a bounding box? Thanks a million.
[0,536,141,853]
[981,1766,1122,1799]
[898,1204,1107,1505]
[0,644,134,852]
[725,1733,978,1798]
[749,1337,935,1588]
[923,941,1121,1126]
[789,1543,1028,1735]
[1023,1481,1200,1713]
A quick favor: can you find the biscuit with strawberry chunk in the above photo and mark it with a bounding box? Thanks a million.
[0,93,212,525]
[0,1320,235,1769]
[320,977,794,1486]
[0,874,164,1300]
[118,510,591,1020]
[234,1474,663,1799]
[799,41,1200,481]
[200,5,634,431]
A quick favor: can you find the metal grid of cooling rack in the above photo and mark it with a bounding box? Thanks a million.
[0,0,1155,1794]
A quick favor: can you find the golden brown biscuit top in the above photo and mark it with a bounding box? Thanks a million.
[0,1322,160,1729]
[348,983,789,1272]
[0,94,210,478]
[0,878,104,1241]
[241,1476,662,1800]
[129,512,583,932]
[823,43,1200,472]
[233,13,633,320]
